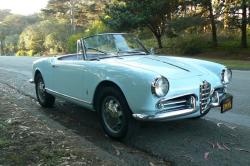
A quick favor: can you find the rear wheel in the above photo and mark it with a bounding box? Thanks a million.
[97,87,134,139]
[35,74,55,107]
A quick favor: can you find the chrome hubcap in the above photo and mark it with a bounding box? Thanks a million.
[37,80,45,102]
[102,97,124,134]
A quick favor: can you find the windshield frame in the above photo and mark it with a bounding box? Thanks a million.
[82,33,149,60]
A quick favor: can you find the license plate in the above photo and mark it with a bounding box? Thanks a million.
[221,97,233,113]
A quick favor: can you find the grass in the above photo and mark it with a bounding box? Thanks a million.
[197,58,250,70]
[0,138,11,147]
[141,31,250,70]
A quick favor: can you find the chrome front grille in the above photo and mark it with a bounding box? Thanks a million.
[200,81,212,113]
[156,95,196,112]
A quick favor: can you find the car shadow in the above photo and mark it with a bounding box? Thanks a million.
[39,100,246,166]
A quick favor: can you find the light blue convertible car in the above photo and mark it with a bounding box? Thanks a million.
[30,33,233,139]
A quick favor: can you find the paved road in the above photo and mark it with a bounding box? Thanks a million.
[1,56,250,166]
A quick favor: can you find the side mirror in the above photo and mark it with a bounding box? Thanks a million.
[150,48,155,55]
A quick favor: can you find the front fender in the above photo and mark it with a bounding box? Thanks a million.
[84,61,159,114]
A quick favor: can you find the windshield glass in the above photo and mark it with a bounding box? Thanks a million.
[83,34,148,60]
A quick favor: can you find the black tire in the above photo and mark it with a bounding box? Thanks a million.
[35,74,55,108]
[96,87,134,139]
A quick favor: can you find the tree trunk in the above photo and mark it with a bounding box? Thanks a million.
[241,0,247,48]
[223,0,230,29]
[0,40,3,56]
[208,0,218,47]
[155,34,163,49]
[146,24,163,49]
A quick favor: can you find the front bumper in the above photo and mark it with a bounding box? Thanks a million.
[132,92,232,121]
[133,108,197,121]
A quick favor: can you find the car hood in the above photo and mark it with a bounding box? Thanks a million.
[112,55,210,80]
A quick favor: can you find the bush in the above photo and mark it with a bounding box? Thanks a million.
[16,50,27,56]
[85,20,110,36]
[67,33,85,53]
[27,50,35,56]
[163,34,211,55]
[67,20,110,54]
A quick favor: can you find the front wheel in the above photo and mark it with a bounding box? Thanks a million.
[97,87,134,139]
[35,74,55,108]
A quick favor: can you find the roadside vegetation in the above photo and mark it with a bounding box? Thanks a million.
[0,0,249,68]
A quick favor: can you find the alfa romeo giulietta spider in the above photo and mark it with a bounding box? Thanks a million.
[30,33,233,139]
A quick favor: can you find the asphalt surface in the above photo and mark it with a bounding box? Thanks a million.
[0,56,250,166]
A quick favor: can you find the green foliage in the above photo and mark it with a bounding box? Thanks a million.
[170,16,206,33]
[102,0,179,48]
[18,19,71,56]
[67,20,109,53]
[85,20,110,36]
[16,50,27,56]
[42,0,108,29]
[142,34,211,55]
[0,9,11,21]
[0,0,249,56]
[67,33,85,53]
[4,34,19,55]
[169,35,211,54]
[102,1,140,31]
[0,13,39,55]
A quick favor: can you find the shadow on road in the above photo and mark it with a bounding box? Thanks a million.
[37,99,250,166]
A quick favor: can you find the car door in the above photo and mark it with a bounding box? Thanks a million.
[51,58,88,102]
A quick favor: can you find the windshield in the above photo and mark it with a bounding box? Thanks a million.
[83,34,148,60]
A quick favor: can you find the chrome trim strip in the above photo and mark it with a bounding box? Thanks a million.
[133,108,196,121]
[146,57,190,72]
[158,93,195,103]
[211,91,220,107]
[29,79,34,84]
[163,100,186,106]
[162,104,187,110]
[134,96,196,121]
[45,88,92,104]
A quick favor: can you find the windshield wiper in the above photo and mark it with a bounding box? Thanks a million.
[117,50,147,56]
[87,47,108,55]
[88,54,119,61]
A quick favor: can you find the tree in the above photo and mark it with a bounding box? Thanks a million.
[222,0,249,48]
[193,0,218,47]
[4,34,19,55]
[0,9,11,21]
[18,19,71,55]
[42,0,109,33]
[0,13,39,55]
[241,0,248,48]
[102,0,178,48]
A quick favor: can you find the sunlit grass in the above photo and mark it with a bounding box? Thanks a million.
[202,59,250,70]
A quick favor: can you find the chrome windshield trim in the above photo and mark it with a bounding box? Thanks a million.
[29,79,34,84]
[45,88,92,105]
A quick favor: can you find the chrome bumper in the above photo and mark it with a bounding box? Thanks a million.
[132,92,233,121]
[29,79,34,84]
[132,108,197,121]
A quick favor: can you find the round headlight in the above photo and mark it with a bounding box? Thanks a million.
[151,77,169,97]
[221,69,232,84]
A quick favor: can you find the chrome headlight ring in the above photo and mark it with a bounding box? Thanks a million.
[151,76,169,97]
[221,68,232,84]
